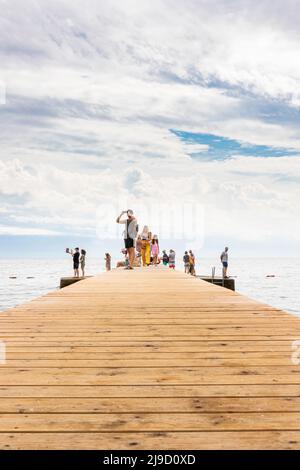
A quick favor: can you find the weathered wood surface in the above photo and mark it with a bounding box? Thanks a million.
[0,266,300,449]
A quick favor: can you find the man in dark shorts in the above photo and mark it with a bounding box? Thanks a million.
[116,210,138,269]
[220,246,229,278]
[73,247,80,278]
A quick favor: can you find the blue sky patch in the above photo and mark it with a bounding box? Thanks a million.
[171,129,299,161]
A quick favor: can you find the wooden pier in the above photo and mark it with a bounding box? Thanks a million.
[0,266,300,449]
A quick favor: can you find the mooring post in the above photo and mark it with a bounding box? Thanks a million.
[212,266,215,284]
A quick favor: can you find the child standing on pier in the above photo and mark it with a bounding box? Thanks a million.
[105,253,111,271]
[80,249,86,277]
[151,236,159,265]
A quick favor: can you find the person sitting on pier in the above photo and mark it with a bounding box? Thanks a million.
[162,250,169,266]
[116,249,129,268]
[116,210,138,270]
[220,246,229,278]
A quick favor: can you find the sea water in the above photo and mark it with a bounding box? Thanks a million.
[0,257,299,315]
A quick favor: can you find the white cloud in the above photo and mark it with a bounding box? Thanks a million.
[0,0,299,252]
[0,225,62,236]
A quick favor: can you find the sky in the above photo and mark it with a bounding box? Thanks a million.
[0,0,300,257]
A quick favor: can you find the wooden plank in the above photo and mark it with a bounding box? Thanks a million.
[0,384,300,398]
[0,431,299,450]
[2,357,297,367]
[1,412,300,432]
[3,351,295,359]
[1,397,300,413]
[1,327,299,335]
[1,321,293,327]
[1,367,300,385]
[3,343,297,353]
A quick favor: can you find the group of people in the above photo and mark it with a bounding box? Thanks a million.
[116,210,230,276]
[136,226,160,267]
[116,210,191,272]
[66,247,86,278]
[116,210,160,270]
[116,209,178,270]
[183,250,196,276]
[66,210,230,278]
[161,250,176,269]
[67,244,229,278]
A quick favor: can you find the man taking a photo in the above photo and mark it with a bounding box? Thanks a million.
[116,210,138,270]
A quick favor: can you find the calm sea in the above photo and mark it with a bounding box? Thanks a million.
[0,257,299,315]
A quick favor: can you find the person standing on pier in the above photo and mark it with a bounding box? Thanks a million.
[183,251,190,274]
[66,247,80,277]
[189,250,196,276]
[140,226,151,266]
[80,249,86,277]
[151,236,159,265]
[220,246,229,278]
[72,247,80,278]
[116,210,138,270]
[136,235,142,255]
[105,253,111,271]
[169,249,176,269]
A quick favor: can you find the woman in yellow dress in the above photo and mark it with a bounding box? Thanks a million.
[140,226,151,266]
